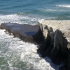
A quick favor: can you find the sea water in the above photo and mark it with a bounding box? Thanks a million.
[0,0,70,70]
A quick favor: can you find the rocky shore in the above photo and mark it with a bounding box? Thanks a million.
[0,20,70,70]
[37,20,70,70]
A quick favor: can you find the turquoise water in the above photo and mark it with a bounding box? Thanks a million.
[0,0,70,24]
[0,0,70,70]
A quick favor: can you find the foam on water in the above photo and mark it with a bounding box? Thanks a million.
[56,4,70,8]
[0,29,60,70]
[0,14,39,24]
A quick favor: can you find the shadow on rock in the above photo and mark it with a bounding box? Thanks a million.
[37,29,68,70]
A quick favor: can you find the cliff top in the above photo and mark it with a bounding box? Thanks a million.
[38,19,70,43]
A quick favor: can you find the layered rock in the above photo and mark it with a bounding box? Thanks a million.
[37,20,70,70]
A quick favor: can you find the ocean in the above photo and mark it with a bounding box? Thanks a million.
[0,0,70,70]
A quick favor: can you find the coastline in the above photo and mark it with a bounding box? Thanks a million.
[0,20,70,70]
[38,19,70,43]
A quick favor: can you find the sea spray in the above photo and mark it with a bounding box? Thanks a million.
[0,29,60,70]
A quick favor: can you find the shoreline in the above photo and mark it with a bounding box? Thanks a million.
[38,19,70,43]
[0,20,70,70]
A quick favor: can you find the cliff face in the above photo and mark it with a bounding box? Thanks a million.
[38,19,70,43]
[37,19,70,70]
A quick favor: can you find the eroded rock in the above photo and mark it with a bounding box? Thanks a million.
[37,29,68,64]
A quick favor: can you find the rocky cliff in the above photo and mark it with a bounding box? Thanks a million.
[0,20,70,70]
[37,19,70,70]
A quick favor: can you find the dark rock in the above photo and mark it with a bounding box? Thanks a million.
[59,65,67,70]
[37,33,51,53]
[66,49,70,70]
[59,49,70,70]
[37,27,54,58]
[37,29,68,65]
[33,27,44,44]
[0,22,69,68]
[41,43,53,58]
[50,30,68,64]
[38,20,70,69]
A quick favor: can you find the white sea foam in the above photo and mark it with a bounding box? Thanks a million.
[43,9,58,12]
[0,14,39,24]
[56,4,70,8]
[0,29,60,70]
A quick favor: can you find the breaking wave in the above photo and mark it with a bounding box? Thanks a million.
[0,29,60,70]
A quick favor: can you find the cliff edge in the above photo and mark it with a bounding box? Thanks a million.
[37,19,70,70]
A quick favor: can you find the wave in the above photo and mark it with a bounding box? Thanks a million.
[0,13,57,25]
[0,29,60,70]
[43,9,68,12]
[0,14,39,24]
[56,4,70,8]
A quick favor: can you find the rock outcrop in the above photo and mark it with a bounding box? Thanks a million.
[37,20,70,70]
[0,20,70,70]
[37,29,68,64]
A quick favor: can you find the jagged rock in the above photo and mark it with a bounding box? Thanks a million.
[37,19,69,66]
[66,49,70,70]
[50,30,68,64]
[0,20,70,69]
[37,29,68,64]
[37,26,54,58]
[38,19,70,43]
[37,33,52,57]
